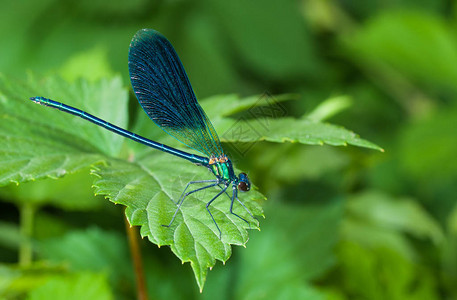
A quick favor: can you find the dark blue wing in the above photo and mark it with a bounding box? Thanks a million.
[128,29,224,158]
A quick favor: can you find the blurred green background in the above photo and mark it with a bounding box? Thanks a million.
[1,0,457,299]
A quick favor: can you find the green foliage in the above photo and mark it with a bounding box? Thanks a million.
[233,199,342,299]
[342,191,443,260]
[38,228,132,282]
[58,47,114,83]
[202,0,321,80]
[0,168,103,210]
[399,107,457,179]
[0,68,378,291]
[27,272,113,300]
[0,263,67,299]
[0,221,20,250]
[0,74,127,184]
[0,0,455,299]
[220,117,381,149]
[91,156,263,290]
[346,11,457,92]
[336,242,438,300]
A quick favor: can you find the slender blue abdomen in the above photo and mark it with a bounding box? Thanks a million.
[29,96,209,165]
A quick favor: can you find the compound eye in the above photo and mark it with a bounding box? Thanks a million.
[238,181,249,192]
[238,173,251,192]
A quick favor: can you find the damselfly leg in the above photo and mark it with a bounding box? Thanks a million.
[205,185,229,239]
[162,179,218,228]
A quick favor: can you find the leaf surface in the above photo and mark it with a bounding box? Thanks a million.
[0,74,127,185]
[0,74,382,289]
[92,153,264,290]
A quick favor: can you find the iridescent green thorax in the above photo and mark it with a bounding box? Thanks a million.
[209,155,236,182]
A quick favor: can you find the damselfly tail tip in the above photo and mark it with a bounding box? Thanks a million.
[29,97,40,104]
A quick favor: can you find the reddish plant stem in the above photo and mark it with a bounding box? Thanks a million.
[124,211,149,300]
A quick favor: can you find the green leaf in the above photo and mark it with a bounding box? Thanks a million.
[305,95,353,122]
[247,144,350,191]
[203,0,322,80]
[337,242,439,300]
[234,199,342,299]
[200,95,382,152]
[0,74,379,290]
[38,227,132,285]
[0,263,66,298]
[342,191,444,260]
[0,168,103,210]
[342,218,418,261]
[92,154,264,291]
[346,10,457,91]
[347,191,443,243]
[201,93,297,119]
[58,46,114,83]
[0,74,128,185]
[27,272,113,300]
[215,116,383,151]
[399,107,457,180]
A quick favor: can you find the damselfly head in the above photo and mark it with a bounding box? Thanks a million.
[237,172,251,192]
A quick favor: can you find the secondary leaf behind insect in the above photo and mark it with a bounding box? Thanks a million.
[0,74,127,185]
